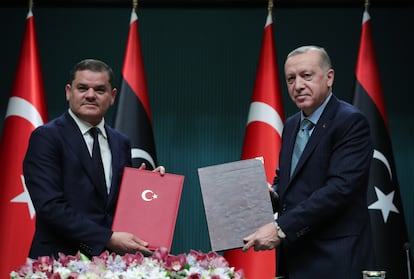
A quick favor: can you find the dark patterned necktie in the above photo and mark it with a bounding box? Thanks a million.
[291,119,314,176]
[90,127,107,194]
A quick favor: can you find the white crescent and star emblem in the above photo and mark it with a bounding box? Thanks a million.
[7,96,44,220]
[141,189,158,202]
[368,149,399,223]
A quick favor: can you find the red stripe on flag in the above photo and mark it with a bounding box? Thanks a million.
[355,11,388,128]
[0,10,48,277]
[224,12,284,279]
[122,10,152,122]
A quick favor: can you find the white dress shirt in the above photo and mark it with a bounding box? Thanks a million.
[68,109,112,193]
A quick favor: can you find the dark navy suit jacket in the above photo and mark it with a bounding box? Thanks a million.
[275,95,374,279]
[23,112,132,258]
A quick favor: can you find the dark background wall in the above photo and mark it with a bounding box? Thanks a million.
[0,1,412,256]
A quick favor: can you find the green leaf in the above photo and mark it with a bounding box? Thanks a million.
[80,252,91,262]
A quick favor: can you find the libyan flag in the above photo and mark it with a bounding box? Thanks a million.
[114,9,157,170]
[352,8,411,278]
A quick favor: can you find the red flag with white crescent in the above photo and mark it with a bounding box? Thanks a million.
[0,10,48,277]
[352,9,411,278]
[114,9,157,169]
[224,11,284,279]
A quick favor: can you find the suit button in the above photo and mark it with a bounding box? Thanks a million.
[282,204,287,212]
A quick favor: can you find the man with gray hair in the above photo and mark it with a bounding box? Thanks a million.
[243,46,374,279]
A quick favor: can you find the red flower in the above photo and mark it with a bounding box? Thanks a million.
[121,252,144,267]
[57,252,80,267]
[151,246,170,262]
[164,253,187,271]
[32,256,54,275]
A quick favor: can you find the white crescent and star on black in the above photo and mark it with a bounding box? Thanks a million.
[368,149,399,223]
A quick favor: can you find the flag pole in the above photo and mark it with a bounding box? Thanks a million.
[365,0,369,11]
[268,0,273,16]
[133,0,138,13]
[29,0,33,10]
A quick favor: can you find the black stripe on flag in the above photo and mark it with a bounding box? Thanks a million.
[354,80,411,279]
[114,78,157,169]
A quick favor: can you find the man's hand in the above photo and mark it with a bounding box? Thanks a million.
[242,222,281,252]
[138,163,165,176]
[107,232,153,256]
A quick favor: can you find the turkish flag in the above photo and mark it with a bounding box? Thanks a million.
[0,10,48,277]
[224,11,284,279]
[114,9,157,169]
[352,8,412,278]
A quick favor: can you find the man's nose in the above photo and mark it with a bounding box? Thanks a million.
[85,88,97,97]
[294,77,305,91]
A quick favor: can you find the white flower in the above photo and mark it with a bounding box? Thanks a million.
[10,248,245,279]
[51,266,71,278]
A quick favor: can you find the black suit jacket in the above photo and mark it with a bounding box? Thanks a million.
[275,95,374,279]
[23,112,132,258]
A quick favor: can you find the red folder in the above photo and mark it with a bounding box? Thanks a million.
[112,167,184,251]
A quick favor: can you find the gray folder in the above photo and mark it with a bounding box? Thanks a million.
[198,158,275,252]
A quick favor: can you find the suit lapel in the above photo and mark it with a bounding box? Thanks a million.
[59,112,108,200]
[289,96,339,181]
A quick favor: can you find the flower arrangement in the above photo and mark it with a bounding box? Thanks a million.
[10,247,245,279]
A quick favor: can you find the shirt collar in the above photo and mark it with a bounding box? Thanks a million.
[68,109,107,139]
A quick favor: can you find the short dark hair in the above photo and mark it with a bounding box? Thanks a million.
[69,59,115,89]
